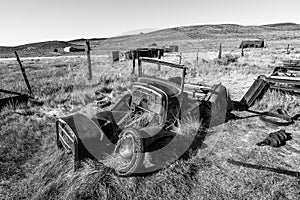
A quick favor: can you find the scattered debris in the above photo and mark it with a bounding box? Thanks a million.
[240,59,300,108]
[256,129,292,147]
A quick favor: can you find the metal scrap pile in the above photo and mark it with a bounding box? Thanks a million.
[241,59,300,108]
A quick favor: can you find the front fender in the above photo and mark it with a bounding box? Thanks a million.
[139,126,175,152]
[57,113,117,163]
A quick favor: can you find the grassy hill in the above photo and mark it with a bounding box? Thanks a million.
[84,22,300,53]
[1,23,300,58]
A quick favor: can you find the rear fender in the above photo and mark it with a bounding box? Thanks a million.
[185,84,230,128]
[204,84,230,127]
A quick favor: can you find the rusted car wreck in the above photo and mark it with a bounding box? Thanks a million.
[56,57,231,176]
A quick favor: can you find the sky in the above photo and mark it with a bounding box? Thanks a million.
[0,0,300,46]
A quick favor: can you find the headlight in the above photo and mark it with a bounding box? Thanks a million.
[118,135,135,159]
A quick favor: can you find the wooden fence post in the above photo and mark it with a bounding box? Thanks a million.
[218,43,222,59]
[132,51,136,74]
[196,49,199,67]
[241,46,244,57]
[14,51,33,96]
[138,51,142,76]
[157,49,161,71]
[86,40,92,80]
[179,52,182,64]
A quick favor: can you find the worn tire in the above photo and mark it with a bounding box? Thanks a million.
[114,128,144,176]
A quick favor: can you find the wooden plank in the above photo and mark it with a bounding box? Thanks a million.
[0,89,27,96]
[14,51,33,96]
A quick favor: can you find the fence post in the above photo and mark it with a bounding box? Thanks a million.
[196,49,199,67]
[14,51,33,96]
[137,51,142,76]
[179,52,182,64]
[287,44,290,54]
[86,40,92,80]
[241,46,244,57]
[218,43,222,59]
[132,51,136,74]
[157,49,161,70]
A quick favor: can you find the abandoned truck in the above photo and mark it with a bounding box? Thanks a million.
[56,57,232,176]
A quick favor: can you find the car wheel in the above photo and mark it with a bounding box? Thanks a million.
[113,128,144,176]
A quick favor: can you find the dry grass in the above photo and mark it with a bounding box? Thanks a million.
[1,34,300,200]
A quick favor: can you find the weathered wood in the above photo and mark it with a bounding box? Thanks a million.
[138,51,142,76]
[0,89,27,96]
[14,51,33,96]
[241,46,244,57]
[112,51,119,62]
[157,49,161,71]
[196,50,199,67]
[180,67,187,93]
[132,51,136,74]
[179,52,182,64]
[218,43,222,59]
[86,40,92,80]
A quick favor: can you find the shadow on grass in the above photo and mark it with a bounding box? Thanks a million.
[227,158,300,178]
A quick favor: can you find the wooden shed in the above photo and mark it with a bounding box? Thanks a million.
[239,40,265,48]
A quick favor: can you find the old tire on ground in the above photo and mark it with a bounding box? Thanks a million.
[113,128,144,176]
